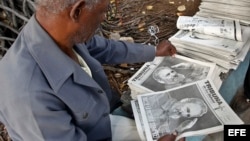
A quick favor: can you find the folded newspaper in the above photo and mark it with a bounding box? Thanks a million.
[202,0,250,7]
[169,24,250,70]
[195,0,250,25]
[199,2,250,18]
[176,16,242,41]
[131,79,244,141]
[174,35,250,71]
[168,28,248,56]
[128,55,220,99]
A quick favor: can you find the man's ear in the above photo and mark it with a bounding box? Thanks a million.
[70,0,86,22]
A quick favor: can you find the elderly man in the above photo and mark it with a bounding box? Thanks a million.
[153,63,209,90]
[147,93,207,137]
[0,0,181,141]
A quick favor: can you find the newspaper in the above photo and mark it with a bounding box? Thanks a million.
[202,0,250,7]
[128,55,219,99]
[132,79,244,141]
[174,36,250,70]
[176,16,242,41]
[169,25,250,56]
[199,2,250,17]
[176,47,238,70]
[195,0,250,25]
[196,9,250,26]
[169,26,250,70]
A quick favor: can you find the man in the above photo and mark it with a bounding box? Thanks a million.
[0,0,180,141]
[148,93,207,137]
[153,66,186,86]
[153,63,208,89]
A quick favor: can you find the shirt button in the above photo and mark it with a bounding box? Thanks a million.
[82,112,89,119]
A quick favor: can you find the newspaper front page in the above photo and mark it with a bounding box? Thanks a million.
[128,55,218,99]
[176,16,242,41]
[132,79,243,141]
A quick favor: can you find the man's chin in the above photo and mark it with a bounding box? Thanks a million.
[85,34,94,42]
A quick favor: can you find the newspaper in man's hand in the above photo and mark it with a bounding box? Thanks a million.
[132,79,243,141]
[176,16,242,41]
[128,55,220,99]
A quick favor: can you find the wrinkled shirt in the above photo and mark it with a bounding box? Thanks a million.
[0,15,155,141]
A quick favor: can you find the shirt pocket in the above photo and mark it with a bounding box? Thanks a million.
[58,84,99,129]
[73,94,97,120]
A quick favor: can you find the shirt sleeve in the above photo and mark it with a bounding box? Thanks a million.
[85,35,156,64]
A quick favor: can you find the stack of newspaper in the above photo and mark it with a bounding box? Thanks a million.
[169,16,250,71]
[131,79,244,141]
[128,55,243,141]
[127,54,222,99]
[195,0,250,25]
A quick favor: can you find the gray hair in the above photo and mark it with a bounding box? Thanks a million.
[35,0,101,14]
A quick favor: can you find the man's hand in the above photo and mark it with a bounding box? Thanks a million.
[158,134,185,141]
[155,40,176,56]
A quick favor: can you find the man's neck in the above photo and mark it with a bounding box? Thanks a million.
[35,8,74,51]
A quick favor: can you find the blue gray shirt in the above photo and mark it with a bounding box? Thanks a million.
[0,15,156,141]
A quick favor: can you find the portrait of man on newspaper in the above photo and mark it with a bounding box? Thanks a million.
[147,93,208,138]
[153,62,209,89]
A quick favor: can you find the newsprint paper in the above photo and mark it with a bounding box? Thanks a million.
[168,29,246,56]
[176,16,242,41]
[131,79,244,141]
[128,55,219,99]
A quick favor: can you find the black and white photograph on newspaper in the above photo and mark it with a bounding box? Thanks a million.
[140,55,213,91]
[136,79,243,141]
